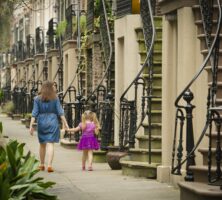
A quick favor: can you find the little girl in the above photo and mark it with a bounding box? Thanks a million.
[67,110,100,171]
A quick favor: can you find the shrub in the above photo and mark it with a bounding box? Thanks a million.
[0,140,57,199]
[1,101,14,113]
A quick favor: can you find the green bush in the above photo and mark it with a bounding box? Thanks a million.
[0,140,57,200]
[56,20,67,38]
[2,101,14,113]
[24,113,32,120]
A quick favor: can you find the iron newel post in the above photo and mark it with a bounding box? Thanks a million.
[183,89,196,181]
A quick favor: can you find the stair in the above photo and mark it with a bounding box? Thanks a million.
[178,3,222,200]
[120,16,163,178]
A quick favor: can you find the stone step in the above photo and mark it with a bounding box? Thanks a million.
[93,150,107,163]
[129,148,162,163]
[198,147,222,166]
[120,160,159,178]
[142,122,162,135]
[205,66,222,82]
[141,61,162,74]
[146,97,162,110]
[136,135,161,149]
[190,165,222,183]
[178,181,222,200]
[143,74,162,87]
[206,132,222,148]
[193,5,222,22]
[201,49,222,66]
[137,38,162,52]
[208,82,222,98]
[135,27,162,41]
[197,34,222,50]
[60,138,78,149]
[140,51,162,63]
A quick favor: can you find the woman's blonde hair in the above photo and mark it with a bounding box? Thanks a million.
[39,81,57,101]
[81,110,101,134]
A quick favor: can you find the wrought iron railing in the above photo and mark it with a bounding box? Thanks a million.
[84,0,114,150]
[87,0,94,32]
[65,4,76,40]
[26,34,35,58]
[17,40,25,61]
[116,0,132,18]
[171,0,222,188]
[47,18,58,50]
[35,27,45,54]
[119,0,156,158]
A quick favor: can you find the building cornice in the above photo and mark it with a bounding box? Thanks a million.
[158,0,198,14]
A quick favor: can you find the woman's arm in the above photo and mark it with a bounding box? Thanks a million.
[60,115,69,129]
[29,117,35,135]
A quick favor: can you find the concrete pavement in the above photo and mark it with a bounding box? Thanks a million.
[0,114,179,200]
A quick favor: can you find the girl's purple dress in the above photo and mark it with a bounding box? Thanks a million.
[77,122,100,150]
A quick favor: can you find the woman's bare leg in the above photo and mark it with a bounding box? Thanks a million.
[39,143,46,166]
[47,143,54,167]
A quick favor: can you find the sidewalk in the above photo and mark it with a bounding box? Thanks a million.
[0,114,179,200]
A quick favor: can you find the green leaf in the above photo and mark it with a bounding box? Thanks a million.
[0,122,3,135]
[6,143,17,176]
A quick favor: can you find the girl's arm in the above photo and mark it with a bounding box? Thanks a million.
[67,126,81,132]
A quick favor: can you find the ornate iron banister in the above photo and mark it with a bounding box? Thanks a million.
[86,0,113,102]
[119,0,156,151]
[171,0,222,187]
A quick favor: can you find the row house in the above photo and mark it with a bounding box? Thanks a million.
[0,0,221,200]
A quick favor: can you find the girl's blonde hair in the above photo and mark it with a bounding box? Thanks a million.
[81,110,101,134]
[39,81,57,101]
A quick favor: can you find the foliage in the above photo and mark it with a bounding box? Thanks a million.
[80,15,87,33]
[24,113,32,120]
[56,20,67,38]
[2,101,14,113]
[0,140,57,200]
[0,122,2,136]
[94,0,100,18]
[0,89,4,101]
[73,15,87,36]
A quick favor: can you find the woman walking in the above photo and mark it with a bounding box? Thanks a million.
[29,81,69,172]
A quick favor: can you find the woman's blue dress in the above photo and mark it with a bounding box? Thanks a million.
[32,96,64,143]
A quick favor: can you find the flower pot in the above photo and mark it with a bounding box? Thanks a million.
[106,146,128,170]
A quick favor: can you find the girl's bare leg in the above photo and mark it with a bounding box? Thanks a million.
[82,150,88,170]
[88,150,93,170]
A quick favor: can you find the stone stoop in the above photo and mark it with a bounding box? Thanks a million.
[179,182,222,200]
[120,155,159,178]
[60,138,78,149]
[120,16,163,179]
[178,3,222,200]
[93,150,107,163]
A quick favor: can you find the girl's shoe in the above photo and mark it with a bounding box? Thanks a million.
[88,166,93,171]
[47,166,54,173]
[38,165,45,171]
[82,166,86,171]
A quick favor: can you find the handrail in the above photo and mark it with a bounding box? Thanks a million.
[172,0,222,174]
[175,1,221,108]
[121,0,155,101]
[119,0,156,149]
[86,0,113,102]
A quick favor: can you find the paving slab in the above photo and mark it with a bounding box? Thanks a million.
[0,114,179,200]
